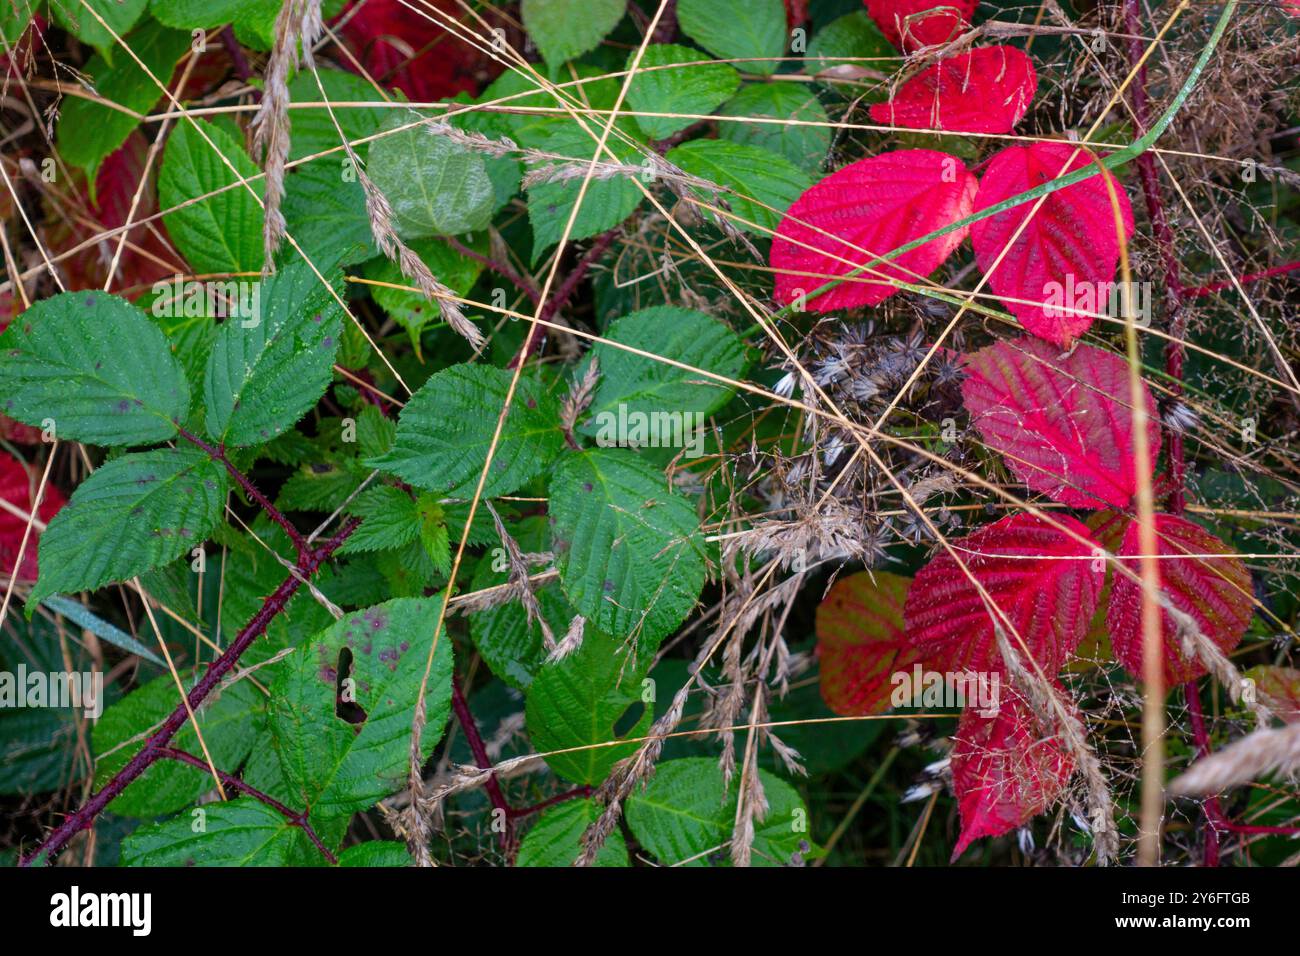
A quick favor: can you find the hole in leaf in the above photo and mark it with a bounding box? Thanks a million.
[335,647,368,725]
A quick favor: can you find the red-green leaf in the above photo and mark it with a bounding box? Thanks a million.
[870,46,1036,134]
[961,337,1161,509]
[1246,666,1300,723]
[1108,514,1253,686]
[864,0,975,52]
[970,142,1134,347]
[905,512,1103,674]
[951,681,1075,859]
[770,148,977,312]
[815,570,917,716]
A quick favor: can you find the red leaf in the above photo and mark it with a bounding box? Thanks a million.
[961,337,1161,509]
[1108,514,1253,686]
[1246,666,1300,723]
[334,0,498,101]
[815,570,920,716]
[951,681,1075,859]
[869,46,1036,135]
[969,142,1135,347]
[905,512,1103,674]
[864,0,976,52]
[0,451,66,583]
[770,149,977,312]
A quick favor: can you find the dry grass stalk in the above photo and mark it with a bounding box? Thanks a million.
[547,613,586,663]
[485,501,556,650]
[1170,722,1300,796]
[252,0,323,269]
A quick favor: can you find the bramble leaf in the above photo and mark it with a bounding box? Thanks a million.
[904,512,1104,674]
[0,291,190,446]
[950,682,1075,859]
[30,447,228,605]
[366,116,495,239]
[718,83,831,174]
[625,44,740,140]
[524,628,652,785]
[517,797,629,867]
[578,305,749,441]
[678,0,787,76]
[815,570,919,716]
[770,149,977,311]
[961,337,1161,509]
[625,757,814,866]
[368,365,564,499]
[865,0,976,53]
[1107,514,1253,686]
[970,142,1135,347]
[267,598,454,817]
[159,119,265,275]
[521,0,626,72]
[122,798,299,866]
[665,139,811,234]
[550,448,706,643]
[202,260,344,447]
[870,46,1037,134]
[0,451,66,584]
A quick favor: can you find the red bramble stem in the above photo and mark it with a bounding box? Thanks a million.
[450,676,515,854]
[19,517,360,866]
[156,746,338,864]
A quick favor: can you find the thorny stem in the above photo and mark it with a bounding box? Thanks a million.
[220,27,257,92]
[1182,684,1223,866]
[450,676,515,854]
[1124,0,1188,515]
[176,422,308,558]
[19,517,360,866]
[156,746,338,864]
[441,235,542,306]
[508,228,619,369]
[508,786,593,819]
[1184,260,1300,298]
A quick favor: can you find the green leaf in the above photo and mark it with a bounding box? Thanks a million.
[366,116,495,239]
[364,236,485,352]
[517,797,628,866]
[56,21,192,181]
[282,158,376,267]
[31,448,229,605]
[368,364,564,499]
[469,516,572,690]
[551,448,705,643]
[625,757,813,866]
[39,595,166,666]
[806,11,895,88]
[288,67,392,162]
[267,597,454,816]
[337,841,412,866]
[525,628,652,785]
[0,291,190,446]
[151,0,280,49]
[202,260,344,446]
[1,0,36,45]
[579,305,748,443]
[339,485,422,554]
[521,0,625,72]
[51,0,148,61]
[677,0,787,76]
[94,675,259,818]
[122,798,299,866]
[625,44,739,140]
[718,84,830,174]
[159,119,264,274]
[527,122,646,259]
[665,139,811,234]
